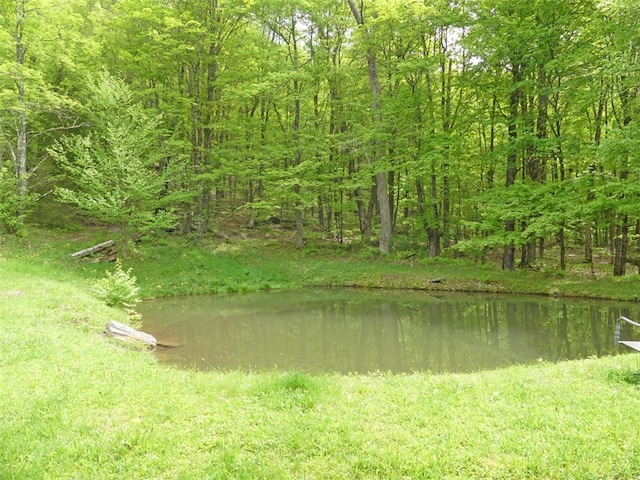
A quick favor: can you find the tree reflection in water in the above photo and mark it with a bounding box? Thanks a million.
[139,290,640,374]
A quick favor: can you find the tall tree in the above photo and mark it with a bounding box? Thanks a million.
[0,0,91,229]
[346,0,392,254]
[596,0,640,276]
[50,74,175,251]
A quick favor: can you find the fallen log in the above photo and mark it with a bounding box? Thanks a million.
[70,240,115,258]
[105,320,157,347]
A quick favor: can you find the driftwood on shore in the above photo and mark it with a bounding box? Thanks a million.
[106,320,157,347]
[70,240,116,259]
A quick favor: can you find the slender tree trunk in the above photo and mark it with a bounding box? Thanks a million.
[487,94,498,187]
[14,0,28,205]
[317,195,325,231]
[613,84,634,276]
[613,216,629,276]
[293,88,304,249]
[522,63,550,267]
[197,37,221,235]
[609,222,616,261]
[350,159,374,238]
[440,52,453,249]
[503,64,521,271]
[346,0,392,254]
[584,221,593,264]
[559,227,566,271]
[442,163,450,249]
[388,169,397,234]
[295,188,304,249]
[583,93,605,265]
[428,170,440,257]
[291,18,305,249]
[418,176,440,256]
[416,178,425,218]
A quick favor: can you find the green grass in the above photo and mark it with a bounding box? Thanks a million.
[3,230,640,477]
[3,226,640,301]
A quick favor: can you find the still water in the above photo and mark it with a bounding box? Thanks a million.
[139,289,640,374]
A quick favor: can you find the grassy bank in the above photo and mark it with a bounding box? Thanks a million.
[121,233,640,302]
[3,226,640,301]
[7,226,638,301]
[3,230,640,478]
[3,254,640,478]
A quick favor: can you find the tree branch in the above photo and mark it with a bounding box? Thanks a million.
[28,119,90,141]
[346,0,363,25]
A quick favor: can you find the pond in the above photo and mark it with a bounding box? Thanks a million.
[139,289,640,374]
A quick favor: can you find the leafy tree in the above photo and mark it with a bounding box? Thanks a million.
[3,0,640,278]
[0,0,87,225]
[346,0,393,254]
[594,0,640,275]
[49,74,175,252]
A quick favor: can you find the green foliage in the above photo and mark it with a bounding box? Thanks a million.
[3,0,640,269]
[50,73,175,247]
[0,166,28,234]
[92,260,140,310]
[607,368,640,386]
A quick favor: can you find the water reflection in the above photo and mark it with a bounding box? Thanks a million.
[139,289,640,374]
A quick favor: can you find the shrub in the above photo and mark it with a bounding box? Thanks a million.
[0,167,28,234]
[93,260,140,312]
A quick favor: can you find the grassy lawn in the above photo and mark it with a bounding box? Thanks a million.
[3,229,640,478]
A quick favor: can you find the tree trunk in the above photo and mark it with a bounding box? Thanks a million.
[416,178,425,219]
[584,221,593,264]
[613,82,634,276]
[197,38,221,236]
[346,0,392,254]
[293,87,304,249]
[69,240,116,258]
[559,227,566,271]
[317,195,325,231]
[295,207,304,249]
[613,216,629,276]
[609,222,615,262]
[428,171,440,257]
[503,64,521,271]
[440,52,453,250]
[14,0,28,205]
[417,177,439,257]
[350,160,374,239]
[442,165,450,249]
[376,172,392,254]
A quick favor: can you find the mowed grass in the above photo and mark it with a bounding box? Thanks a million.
[3,246,640,478]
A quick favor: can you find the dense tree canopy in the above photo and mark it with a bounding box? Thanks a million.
[1,0,639,274]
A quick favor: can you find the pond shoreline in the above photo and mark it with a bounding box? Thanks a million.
[3,242,640,478]
[140,287,638,375]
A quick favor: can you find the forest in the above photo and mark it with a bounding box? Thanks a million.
[1,0,639,274]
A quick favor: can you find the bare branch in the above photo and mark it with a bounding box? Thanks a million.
[33,189,53,203]
[28,118,89,141]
